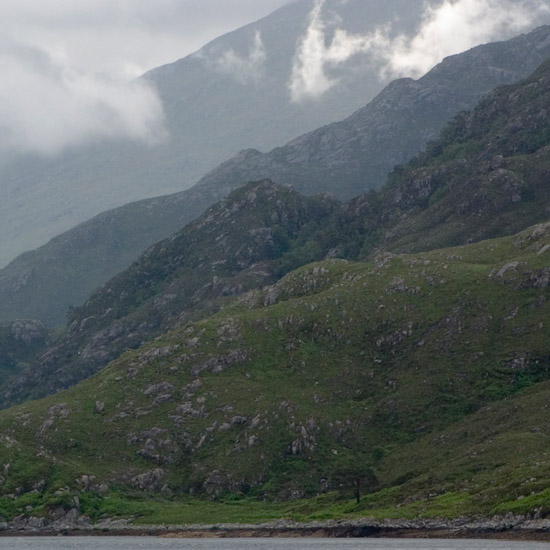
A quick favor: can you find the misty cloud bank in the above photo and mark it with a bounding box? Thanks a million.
[2,0,549,155]
[290,0,550,101]
[382,0,550,78]
[0,0,289,157]
[289,0,381,101]
[0,45,165,156]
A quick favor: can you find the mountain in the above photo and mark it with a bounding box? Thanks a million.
[192,25,550,200]
[338,57,550,259]
[1,58,550,525]
[0,192,212,327]
[0,320,48,383]
[3,25,550,327]
[4,54,550,406]
[0,221,549,524]
[0,0,433,268]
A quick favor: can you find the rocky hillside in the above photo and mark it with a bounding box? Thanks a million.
[0,222,549,524]
[353,57,550,257]
[194,25,550,200]
[0,182,338,407]
[0,191,216,328]
[3,26,550,328]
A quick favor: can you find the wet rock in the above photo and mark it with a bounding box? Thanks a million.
[138,346,178,364]
[153,394,173,406]
[142,427,167,439]
[32,480,45,492]
[137,449,160,461]
[204,470,229,497]
[176,402,203,417]
[190,350,247,376]
[37,404,70,436]
[231,416,248,426]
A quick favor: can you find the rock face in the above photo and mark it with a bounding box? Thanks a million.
[8,320,46,345]
[3,27,550,328]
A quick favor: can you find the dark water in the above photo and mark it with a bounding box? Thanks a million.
[0,538,548,550]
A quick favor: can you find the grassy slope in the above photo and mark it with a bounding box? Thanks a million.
[0,181,339,408]
[0,222,548,523]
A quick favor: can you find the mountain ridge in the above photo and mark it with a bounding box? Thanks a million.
[4,54,550,408]
[1,51,550,525]
[0,182,339,407]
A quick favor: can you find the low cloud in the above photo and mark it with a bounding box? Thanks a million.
[290,0,550,101]
[0,42,165,156]
[215,31,267,83]
[289,0,379,102]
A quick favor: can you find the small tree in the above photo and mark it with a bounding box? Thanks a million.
[331,454,378,504]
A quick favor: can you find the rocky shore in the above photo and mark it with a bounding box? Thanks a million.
[3,515,550,540]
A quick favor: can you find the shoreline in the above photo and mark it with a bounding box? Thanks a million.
[3,517,550,541]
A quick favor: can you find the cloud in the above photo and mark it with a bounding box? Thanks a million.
[0,41,165,156]
[289,0,379,102]
[214,31,267,83]
[289,0,550,101]
[381,0,550,78]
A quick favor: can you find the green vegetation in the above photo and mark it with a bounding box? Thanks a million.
[0,221,549,523]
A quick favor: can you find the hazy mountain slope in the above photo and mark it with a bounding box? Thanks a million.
[193,25,550,200]
[0,182,338,407]
[0,320,48,383]
[0,0,431,268]
[0,191,218,327]
[3,26,550,328]
[0,223,549,522]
